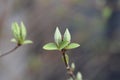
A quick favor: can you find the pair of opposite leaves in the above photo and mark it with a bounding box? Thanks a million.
[43,27,80,51]
[11,22,32,45]
[11,22,80,51]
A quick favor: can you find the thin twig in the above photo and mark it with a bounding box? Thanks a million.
[61,49,76,80]
[0,44,21,58]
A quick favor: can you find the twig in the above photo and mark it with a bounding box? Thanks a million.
[61,49,76,80]
[0,44,21,58]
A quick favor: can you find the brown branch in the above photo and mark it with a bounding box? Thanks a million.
[61,49,76,80]
[0,44,21,58]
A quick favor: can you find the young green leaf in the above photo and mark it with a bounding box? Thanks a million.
[65,43,80,49]
[23,40,33,44]
[65,54,69,65]
[63,28,71,43]
[43,43,58,50]
[20,22,27,40]
[68,78,73,80]
[71,62,75,71]
[62,53,69,65]
[12,22,20,40]
[54,27,62,46]
[12,24,17,39]
[59,40,69,50]
[76,72,82,80]
[11,38,17,43]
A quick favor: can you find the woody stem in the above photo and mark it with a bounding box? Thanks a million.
[0,44,21,58]
[61,49,76,80]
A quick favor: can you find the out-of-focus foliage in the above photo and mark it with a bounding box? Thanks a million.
[102,6,112,20]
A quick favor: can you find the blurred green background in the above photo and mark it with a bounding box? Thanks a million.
[0,0,120,80]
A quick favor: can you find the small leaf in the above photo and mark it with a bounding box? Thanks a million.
[63,28,71,43]
[12,22,20,40]
[11,38,17,43]
[43,43,58,50]
[76,72,82,80]
[20,22,27,40]
[54,27,62,46]
[12,24,17,39]
[65,54,69,64]
[62,54,69,65]
[59,40,69,50]
[65,43,80,49]
[23,40,33,44]
[68,78,73,80]
[71,62,75,71]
